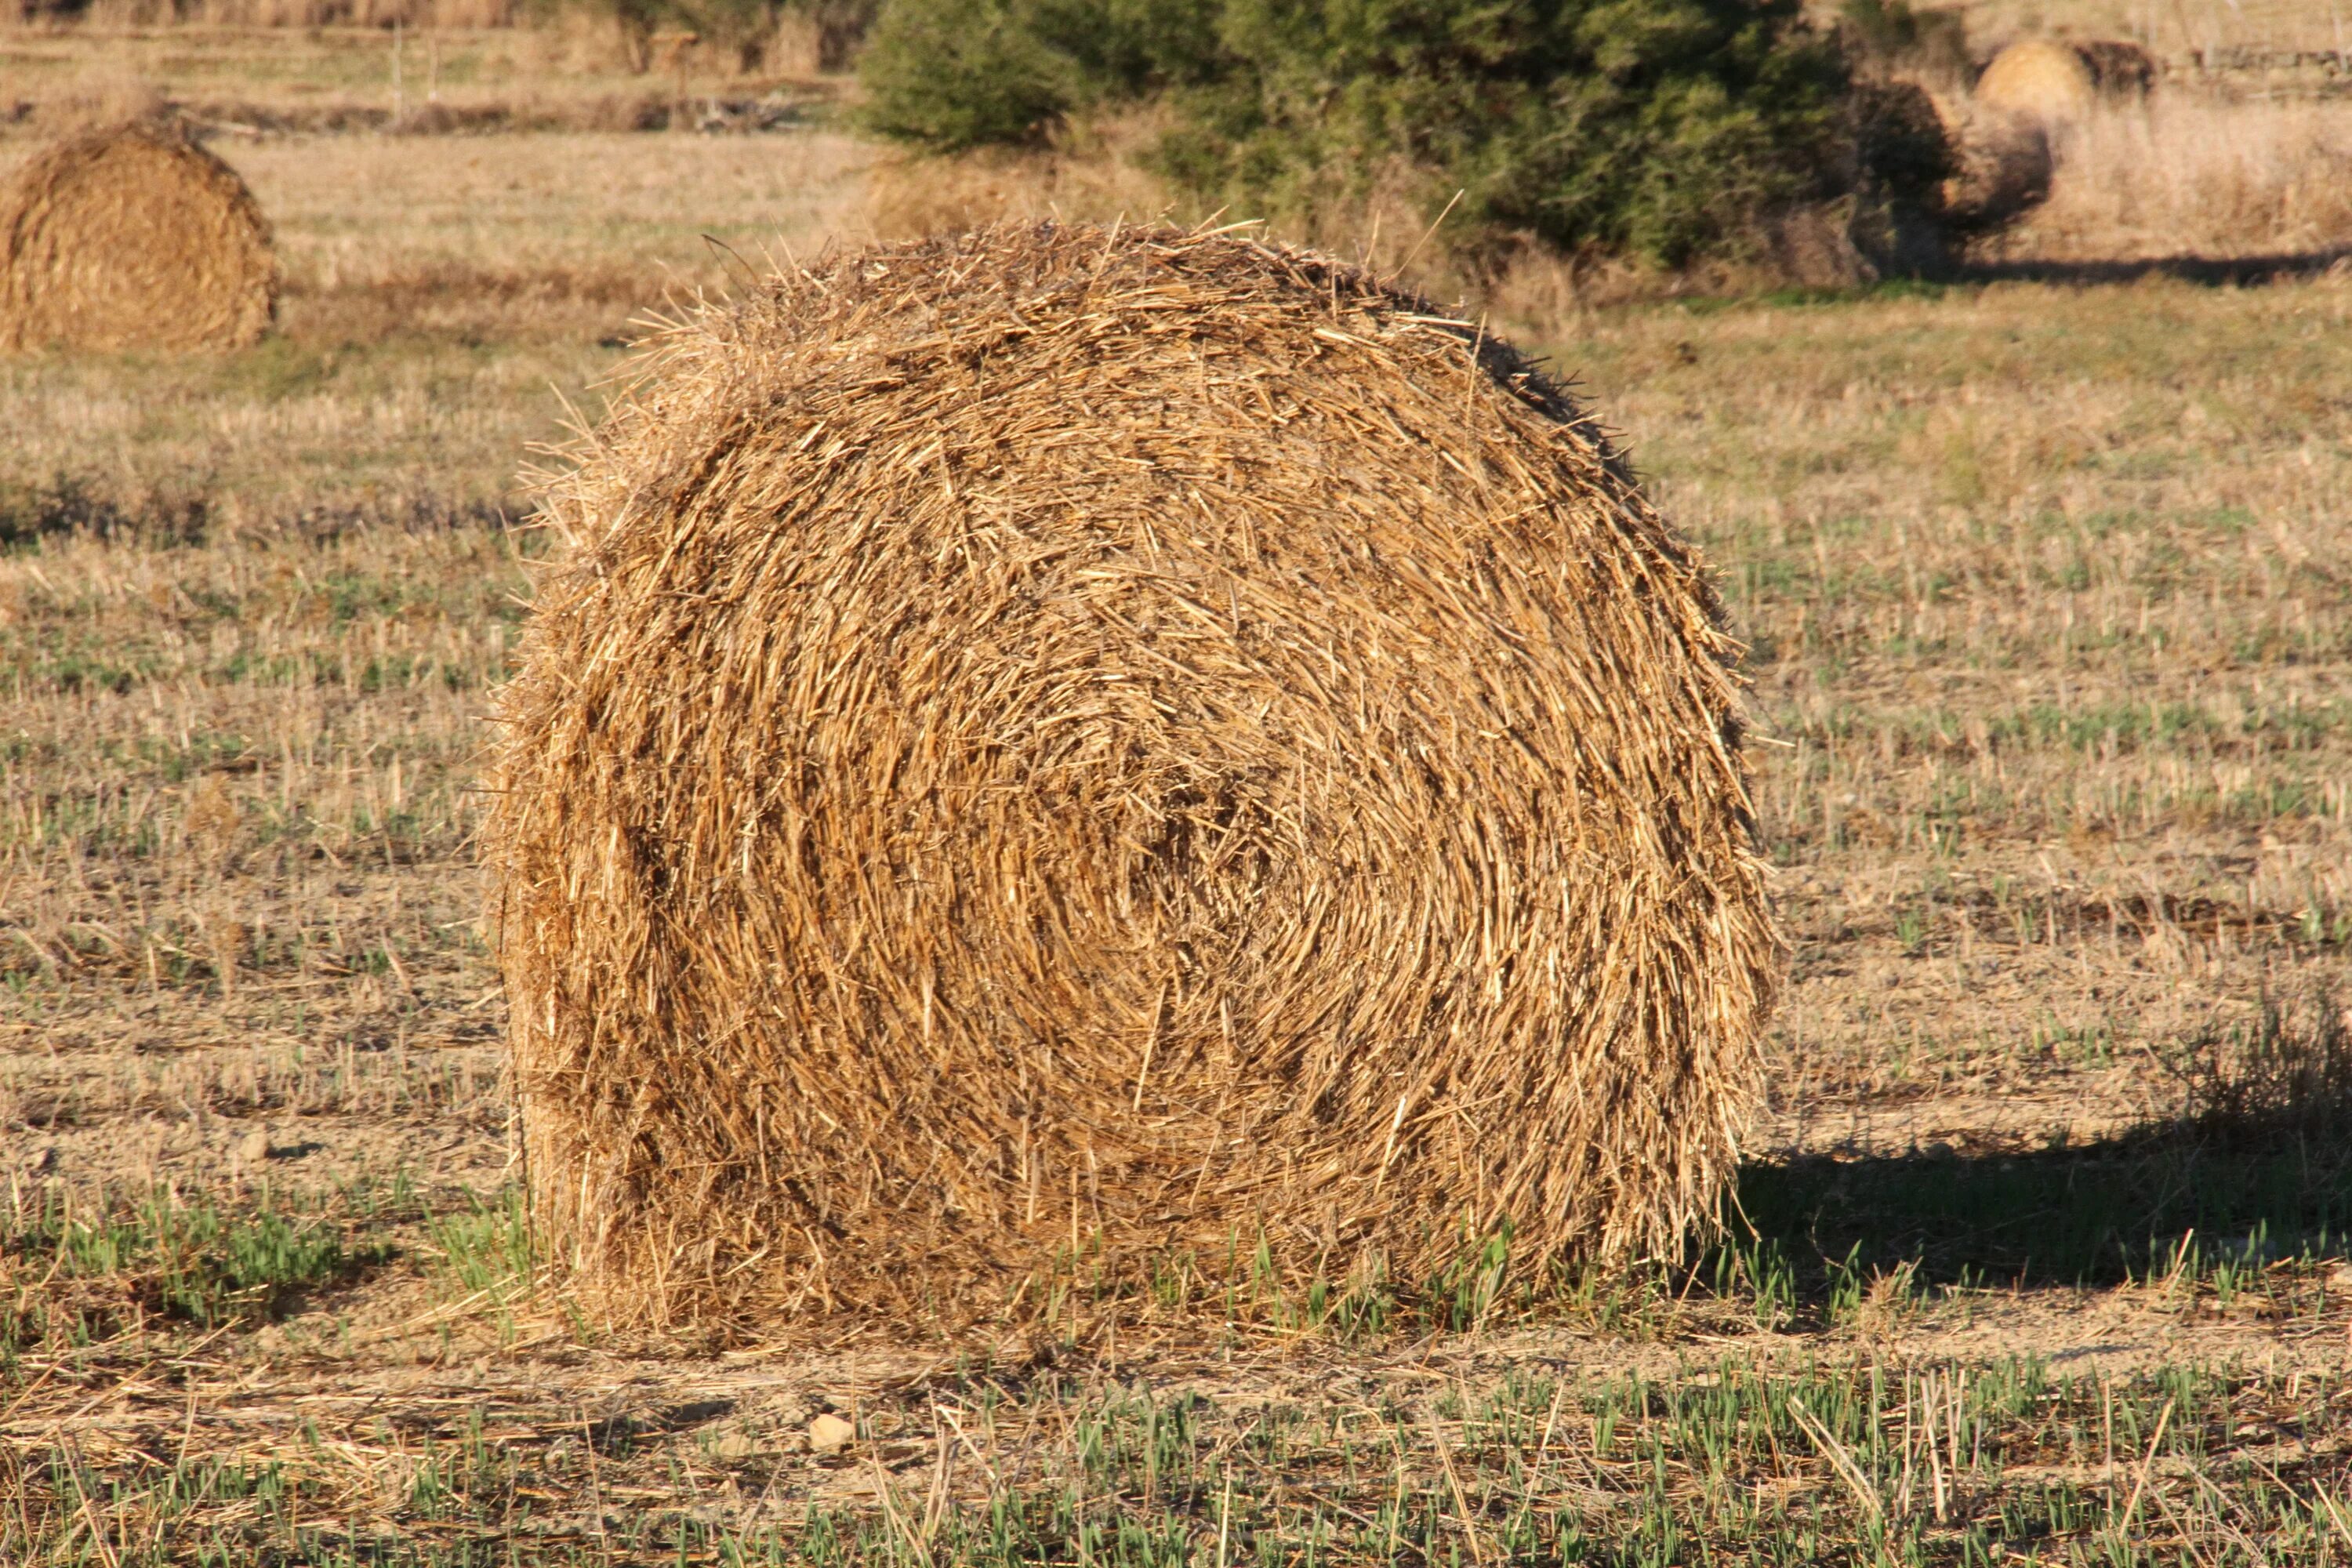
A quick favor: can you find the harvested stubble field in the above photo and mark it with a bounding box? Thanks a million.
[4,111,2352,1568]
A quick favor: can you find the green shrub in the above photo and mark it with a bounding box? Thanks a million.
[859,0,1218,149]
[861,0,1855,267]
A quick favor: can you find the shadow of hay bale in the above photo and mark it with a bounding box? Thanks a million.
[485,222,1784,1337]
[1737,993,2352,1301]
[0,119,278,355]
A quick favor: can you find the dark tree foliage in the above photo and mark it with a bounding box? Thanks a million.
[859,0,1855,267]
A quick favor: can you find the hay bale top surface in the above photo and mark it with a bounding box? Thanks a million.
[489,223,1780,1333]
[1976,38,2100,123]
[0,122,276,354]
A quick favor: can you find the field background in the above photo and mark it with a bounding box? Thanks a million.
[4,5,2352,1563]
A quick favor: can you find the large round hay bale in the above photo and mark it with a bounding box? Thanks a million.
[487,223,1782,1332]
[0,122,276,354]
[1976,38,2099,125]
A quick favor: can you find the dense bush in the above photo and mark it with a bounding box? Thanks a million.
[859,0,1218,148]
[860,0,1857,267]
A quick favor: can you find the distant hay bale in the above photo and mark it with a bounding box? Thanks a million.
[0,122,277,354]
[1976,38,2099,125]
[486,223,1782,1333]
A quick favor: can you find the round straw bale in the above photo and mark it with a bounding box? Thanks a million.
[487,223,1782,1332]
[0,122,276,354]
[1975,38,2099,125]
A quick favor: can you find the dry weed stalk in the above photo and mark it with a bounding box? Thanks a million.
[487,221,1782,1334]
[0,120,276,354]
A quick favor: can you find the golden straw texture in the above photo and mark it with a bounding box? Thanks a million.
[0,122,277,354]
[487,223,1781,1334]
[1975,39,2100,126]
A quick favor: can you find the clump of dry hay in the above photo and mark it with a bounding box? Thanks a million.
[0,122,277,354]
[486,223,1782,1334]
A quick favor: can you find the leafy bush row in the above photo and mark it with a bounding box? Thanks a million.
[858,0,1876,267]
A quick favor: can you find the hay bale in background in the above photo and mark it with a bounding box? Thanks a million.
[0,122,277,354]
[1940,34,2154,238]
[1976,38,2099,125]
[487,223,1782,1332]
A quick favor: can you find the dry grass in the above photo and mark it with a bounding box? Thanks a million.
[862,114,1180,245]
[59,0,523,24]
[233,131,877,296]
[0,520,521,1051]
[1547,274,2352,1127]
[1829,0,2350,60]
[1989,95,2352,265]
[0,21,831,139]
[490,223,1779,1333]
